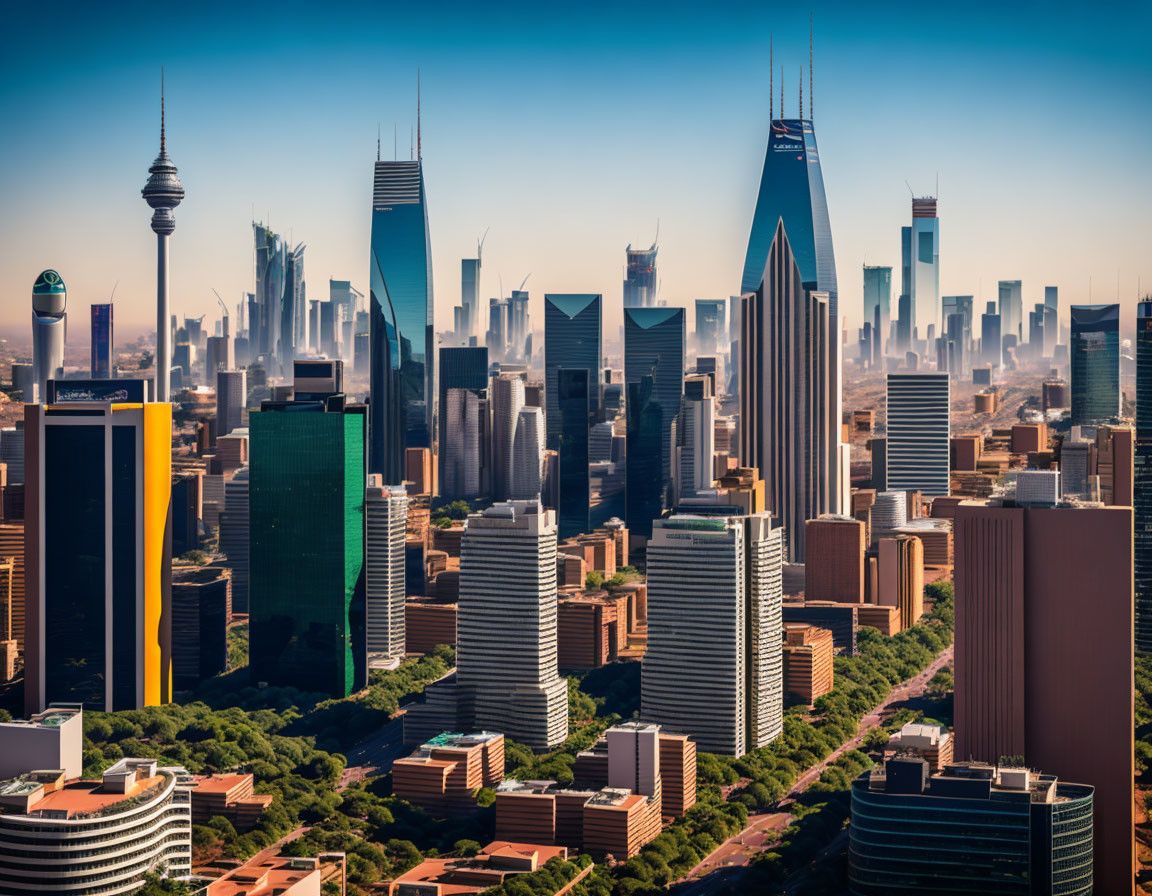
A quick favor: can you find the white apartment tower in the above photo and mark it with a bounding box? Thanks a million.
[511,406,545,500]
[365,477,407,663]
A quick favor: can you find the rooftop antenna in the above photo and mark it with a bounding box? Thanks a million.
[780,66,783,121]
[799,64,802,118]
[518,274,531,291]
[770,34,774,120]
[478,227,490,261]
[410,126,413,160]
[417,69,422,160]
[905,179,914,198]
[652,218,659,250]
[376,123,381,161]
[110,279,120,302]
[809,12,814,119]
[160,67,166,153]
[499,274,504,301]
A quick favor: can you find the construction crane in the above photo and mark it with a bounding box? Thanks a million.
[212,289,230,338]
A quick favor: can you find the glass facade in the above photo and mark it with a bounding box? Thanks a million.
[90,303,112,379]
[544,294,601,449]
[1069,304,1120,425]
[369,160,433,482]
[623,243,658,308]
[911,200,940,340]
[863,266,891,361]
[250,405,367,697]
[694,299,726,357]
[740,119,838,317]
[557,367,590,540]
[1136,299,1152,653]
[625,307,685,537]
[999,280,1023,344]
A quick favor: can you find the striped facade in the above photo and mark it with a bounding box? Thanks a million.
[886,372,950,497]
[366,479,407,661]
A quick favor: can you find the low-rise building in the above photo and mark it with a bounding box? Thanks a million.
[172,566,231,690]
[392,732,505,815]
[189,773,273,831]
[885,722,954,771]
[0,703,83,780]
[781,624,834,705]
[0,758,192,894]
[781,601,858,655]
[206,853,324,895]
[389,841,570,896]
[557,593,627,669]
[856,603,901,635]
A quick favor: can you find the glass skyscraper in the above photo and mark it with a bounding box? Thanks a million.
[863,265,891,363]
[369,159,433,483]
[623,242,658,308]
[909,198,940,341]
[999,279,1023,344]
[557,367,591,540]
[249,373,367,698]
[1136,297,1152,653]
[1069,304,1120,425]
[695,299,726,358]
[544,294,601,449]
[90,303,112,379]
[438,346,489,491]
[624,307,685,537]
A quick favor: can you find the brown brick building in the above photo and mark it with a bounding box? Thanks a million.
[405,599,457,654]
[781,624,834,705]
[804,516,866,603]
[392,732,505,815]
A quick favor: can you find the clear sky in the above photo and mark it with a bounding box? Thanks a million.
[1,0,1150,344]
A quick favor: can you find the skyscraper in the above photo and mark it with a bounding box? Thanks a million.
[954,501,1133,893]
[492,373,525,500]
[642,513,782,757]
[141,84,183,404]
[249,361,366,697]
[694,299,726,358]
[908,198,940,340]
[31,271,67,403]
[557,367,591,539]
[90,303,112,379]
[980,302,1002,367]
[511,406,545,500]
[457,501,567,749]
[1043,285,1059,357]
[545,294,602,448]
[863,265,891,364]
[1069,304,1120,425]
[1136,296,1152,654]
[460,256,481,342]
[886,373,950,496]
[998,279,1023,344]
[624,307,685,538]
[369,156,434,482]
[218,468,250,613]
[623,241,658,308]
[740,221,836,562]
[438,346,489,495]
[215,369,246,441]
[24,390,172,714]
[675,374,715,503]
[365,478,406,664]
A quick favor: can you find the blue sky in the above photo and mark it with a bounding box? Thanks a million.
[1,0,1150,341]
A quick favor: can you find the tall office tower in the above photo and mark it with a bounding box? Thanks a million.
[492,373,525,500]
[251,222,285,364]
[694,299,726,358]
[508,290,531,362]
[675,375,715,504]
[980,302,1002,367]
[954,501,1133,892]
[457,501,567,749]
[741,101,840,478]
[439,346,489,494]
[204,335,232,379]
[1070,304,1120,425]
[941,294,972,372]
[279,241,306,368]
[249,361,366,697]
[141,87,183,403]
[24,390,172,715]
[218,468,249,613]
[1028,303,1045,357]
[369,156,434,482]
[740,222,836,562]
[804,516,865,603]
[557,368,591,539]
[886,373,950,496]
[365,478,407,663]
[461,256,481,342]
[545,294,602,448]
[905,198,940,341]
[863,265,892,365]
[215,369,246,441]
[1,426,24,485]
[511,406,545,500]
[623,241,658,308]
[443,388,485,499]
[625,307,685,538]
[1136,296,1152,654]
[849,758,1094,895]
[31,270,67,403]
[1043,285,1059,357]
[642,513,782,757]
[90,303,112,379]
[998,279,1023,343]
[897,226,913,348]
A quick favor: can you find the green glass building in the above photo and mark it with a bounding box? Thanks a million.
[249,388,367,697]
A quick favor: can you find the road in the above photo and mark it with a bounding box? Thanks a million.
[338,716,408,790]
[677,644,954,895]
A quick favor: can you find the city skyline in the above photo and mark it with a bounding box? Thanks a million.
[1,2,1150,344]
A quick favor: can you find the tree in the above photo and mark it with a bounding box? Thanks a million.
[586,570,605,591]
[454,839,482,856]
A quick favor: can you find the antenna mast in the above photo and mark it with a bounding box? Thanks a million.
[799,64,802,118]
[417,69,422,160]
[809,13,814,119]
[770,34,774,120]
[377,124,381,161]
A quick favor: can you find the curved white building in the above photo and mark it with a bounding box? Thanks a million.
[0,758,192,894]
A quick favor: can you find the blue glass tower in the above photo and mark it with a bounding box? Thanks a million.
[624,307,685,537]
[369,159,434,481]
[544,294,601,449]
[1069,304,1120,425]
[90,303,112,379]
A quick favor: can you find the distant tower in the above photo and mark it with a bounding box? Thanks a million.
[31,270,67,402]
[141,76,184,403]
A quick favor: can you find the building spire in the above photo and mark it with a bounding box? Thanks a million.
[377,123,381,161]
[417,69,422,160]
[780,66,783,120]
[799,64,802,119]
[769,34,774,120]
[810,12,814,119]
[160,67,166,154]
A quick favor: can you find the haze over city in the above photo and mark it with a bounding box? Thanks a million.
[2,0,1150,337]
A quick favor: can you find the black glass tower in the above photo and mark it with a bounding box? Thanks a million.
[1136,297,1152,653]
[557,367,591,540]
[1069,304,1120,425]
[545,294,601,450]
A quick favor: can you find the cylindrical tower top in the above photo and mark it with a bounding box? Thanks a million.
[141,80,184,235]
[32,269,66,316]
